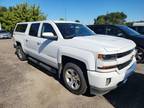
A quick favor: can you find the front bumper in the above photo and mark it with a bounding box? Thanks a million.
[87,58,136,95]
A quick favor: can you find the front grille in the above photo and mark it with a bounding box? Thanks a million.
[117,58,133,70]
[117,49,133,58]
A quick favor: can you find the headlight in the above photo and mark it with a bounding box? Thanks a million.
[98,65,117,69]
[98,54,117,60]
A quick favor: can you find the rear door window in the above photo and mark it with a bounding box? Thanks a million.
[29,23,40,37]
[15,24,28,33]
[94,26,106,34]
[137,26,144,34]
[106,26,124,37]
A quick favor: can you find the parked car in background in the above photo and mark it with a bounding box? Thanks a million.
[88,24,144,63]
[13,21,136,95]
[0,30,12,39]
[129,22,144,35]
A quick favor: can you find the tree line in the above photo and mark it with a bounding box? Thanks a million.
[0,3,46,32]
[0,3,131,32]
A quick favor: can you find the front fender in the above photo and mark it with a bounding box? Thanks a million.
[57,46,96,71]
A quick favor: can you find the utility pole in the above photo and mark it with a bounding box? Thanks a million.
[106,11,109,24]
[0,23,1,30]
[65,8,67,21]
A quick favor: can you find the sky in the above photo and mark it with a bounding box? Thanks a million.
[0,0,144,24]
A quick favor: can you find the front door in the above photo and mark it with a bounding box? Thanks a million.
[37,23,59,68]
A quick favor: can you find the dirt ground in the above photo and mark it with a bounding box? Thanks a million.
[0,39,143,108]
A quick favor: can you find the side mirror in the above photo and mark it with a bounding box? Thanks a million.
[42,32,57,40]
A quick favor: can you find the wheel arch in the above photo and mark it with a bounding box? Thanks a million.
[60,55,90,87]
[16,41,21,46]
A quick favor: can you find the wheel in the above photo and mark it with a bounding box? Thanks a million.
[16,46,27,61]
[62,62,87,95]
[136,47,144,63]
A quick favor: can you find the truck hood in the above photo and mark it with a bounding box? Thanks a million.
[64,35,136,54]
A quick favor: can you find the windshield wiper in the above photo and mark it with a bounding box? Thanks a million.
[65,34,76,39]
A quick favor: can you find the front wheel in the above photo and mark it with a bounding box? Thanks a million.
[136,47,144,63]
[62,63,87,95]
[16,46,27,61]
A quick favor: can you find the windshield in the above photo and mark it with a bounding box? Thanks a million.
[56,23,96,39]
[118,25,140,36]
[0,30,7,33]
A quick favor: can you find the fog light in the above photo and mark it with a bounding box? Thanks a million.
[106,78,111,86]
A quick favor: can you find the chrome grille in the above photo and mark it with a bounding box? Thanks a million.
[117,58,133,70]
[117,49,133,58]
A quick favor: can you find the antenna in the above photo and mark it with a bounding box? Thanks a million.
[65,8,67,21]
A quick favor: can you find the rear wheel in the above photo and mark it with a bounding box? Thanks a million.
[62,63,87,95]
[136,47,144,63]
[16,46,27,61]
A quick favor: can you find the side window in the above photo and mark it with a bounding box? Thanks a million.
[130,26,137,31]
[94,26,106,34]
[15,24,28,33]
[29,23,40,37]
[106,26,124,37]
[41,23,56,37]
[138,26,144,34]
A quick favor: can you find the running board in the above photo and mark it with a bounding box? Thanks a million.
[28,57,57,74]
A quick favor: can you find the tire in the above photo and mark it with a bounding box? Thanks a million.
[136,47,144,63]
[62,62,87,95]
[16,46,27,61]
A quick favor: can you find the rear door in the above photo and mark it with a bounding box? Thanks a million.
[26,23,41,59]
[106,26,126,38]
[90,25,106,35]
[95,26,107,34]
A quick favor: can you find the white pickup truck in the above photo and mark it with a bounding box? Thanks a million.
[13,20,136,95]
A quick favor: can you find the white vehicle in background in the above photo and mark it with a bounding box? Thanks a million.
[13,20,136,95]
[130,22,144,35]
[133,22,144,26]
[0,30,12,39]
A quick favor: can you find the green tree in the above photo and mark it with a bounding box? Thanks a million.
[0,6,7,17]
[94,15,106,24]
[0,6,7,13]
[0,3,46,32]
[94,12,127,25]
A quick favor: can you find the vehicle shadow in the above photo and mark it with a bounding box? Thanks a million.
[27,60,65,86]
[27,60,92,96]
[27,60,144,102]
[27,60,58,79]
[104,73,144,108]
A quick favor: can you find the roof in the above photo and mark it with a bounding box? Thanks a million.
[88,24,126,27]
[16,20,79,24]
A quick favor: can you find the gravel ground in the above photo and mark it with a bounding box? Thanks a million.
[0,39,143,108]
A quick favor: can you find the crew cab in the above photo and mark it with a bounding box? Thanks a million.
[13,21,136,95]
